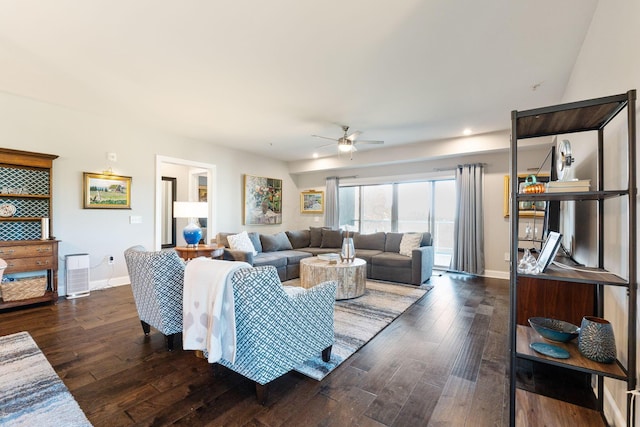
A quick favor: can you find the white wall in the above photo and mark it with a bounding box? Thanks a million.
[0,91,294,294]
[559,0,640,425]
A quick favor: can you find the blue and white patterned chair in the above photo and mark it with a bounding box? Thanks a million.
[217,265,336,404]
[124,245,186,351]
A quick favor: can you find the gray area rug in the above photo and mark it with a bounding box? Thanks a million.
[292,280,429,380]
[0,331,92,427]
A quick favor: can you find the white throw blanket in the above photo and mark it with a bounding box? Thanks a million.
[182,258,250,363]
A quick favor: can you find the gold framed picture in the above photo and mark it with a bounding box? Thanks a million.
[300,190,324,214]
[83,172,132,209]
[503,174,549,218]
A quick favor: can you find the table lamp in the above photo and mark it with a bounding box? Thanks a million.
[173,201,208,247]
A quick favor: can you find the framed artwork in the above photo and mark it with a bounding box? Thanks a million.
[300,190,324,214]
[243,175,282,225]
[503,174,549,218]
[83,172,132,209]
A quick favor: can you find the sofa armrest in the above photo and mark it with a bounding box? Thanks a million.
[223,248,255,265]
[411,246,434,284]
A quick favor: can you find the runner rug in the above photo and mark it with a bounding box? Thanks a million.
[292,280,429,380]
[0,331,92,427]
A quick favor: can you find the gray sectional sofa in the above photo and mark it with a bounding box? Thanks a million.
[216,227,434,285]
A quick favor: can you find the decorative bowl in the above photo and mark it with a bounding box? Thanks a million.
[528,317,580,343]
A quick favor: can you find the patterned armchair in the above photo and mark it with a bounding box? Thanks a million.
[217,265,336,404]
[124,245,186,350]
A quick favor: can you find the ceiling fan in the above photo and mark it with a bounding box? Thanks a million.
[312,125,384,158]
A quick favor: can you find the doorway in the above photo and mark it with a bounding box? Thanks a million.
[155,156,217,250]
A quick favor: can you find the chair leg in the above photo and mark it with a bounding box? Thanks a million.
[255,382,268,405]
[322,345,332,362]
[140,320,151,336]
[166,334,176,351]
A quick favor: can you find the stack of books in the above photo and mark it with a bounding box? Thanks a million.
[318,253,340,262]
[546,179,591,193]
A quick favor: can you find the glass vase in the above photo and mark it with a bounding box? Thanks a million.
[341,237,355,263]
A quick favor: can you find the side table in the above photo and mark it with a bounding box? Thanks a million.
[300,257,366,300]
[174,244,224,261]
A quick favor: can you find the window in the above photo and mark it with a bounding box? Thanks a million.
[339,179,454,268]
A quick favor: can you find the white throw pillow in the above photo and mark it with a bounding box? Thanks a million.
[399,233,423,257]
[228,231,257,256]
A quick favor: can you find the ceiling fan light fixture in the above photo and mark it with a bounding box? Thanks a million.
[338,142,353,152]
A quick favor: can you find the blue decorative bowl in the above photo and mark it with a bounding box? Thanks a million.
[528,317,580,343]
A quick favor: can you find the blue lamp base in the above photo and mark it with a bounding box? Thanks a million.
[183,222,202,247]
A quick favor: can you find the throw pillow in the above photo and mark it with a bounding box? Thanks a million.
[309,226,326,247]
[227,231,257,255]
[286,230,310,249]
[353,232,386,250]
[260,232,293,252]
[247,232,263,253]
[399,233,423,257]
[320,229,343,248]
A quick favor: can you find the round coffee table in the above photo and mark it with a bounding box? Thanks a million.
[300,257,366,300]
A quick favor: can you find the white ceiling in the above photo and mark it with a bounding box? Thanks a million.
[0,0,598,162]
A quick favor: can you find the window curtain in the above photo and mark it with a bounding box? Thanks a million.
[452,164,485,275]
[324,177,339,228]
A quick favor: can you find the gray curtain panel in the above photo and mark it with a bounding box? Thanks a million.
[452,164,485,275]
[324,177,339,228]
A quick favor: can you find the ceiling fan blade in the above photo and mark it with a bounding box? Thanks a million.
[312,135,339,142]
[346,131,362,141]
[315,142,335,149]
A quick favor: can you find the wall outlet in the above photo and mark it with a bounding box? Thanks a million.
[108,256,114,265]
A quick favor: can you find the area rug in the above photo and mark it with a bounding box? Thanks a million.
[292,280,429,380]
[0,331,92,427]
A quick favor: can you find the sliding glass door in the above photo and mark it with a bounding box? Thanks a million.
[339,179,455,268]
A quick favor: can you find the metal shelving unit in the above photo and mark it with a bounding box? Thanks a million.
[509,90,637,425]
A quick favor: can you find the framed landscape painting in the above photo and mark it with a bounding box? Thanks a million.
[243,175,282,224]
[300,190,324,214]
[83,172,132,209]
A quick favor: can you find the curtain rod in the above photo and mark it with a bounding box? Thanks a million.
[326,175,358,179]
[434,163,487,172]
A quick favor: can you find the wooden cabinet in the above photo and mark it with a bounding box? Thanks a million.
[516,276,595,327]
[0,148,59,310]
[509,90,637,425]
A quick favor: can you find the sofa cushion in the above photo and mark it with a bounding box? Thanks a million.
[321,229,343,248]
[280,250,313,265]
[421,232,433,246]
[228,231,257,255]
[384,232,404,253]
[248,232,263,253]
[372,252,413,268]
[353,249,383,264]
[399,233,423,256]
[217,232,233,248]
[309,227,327,247]
[354,232,386,251]
[261,232,294,252]
[286,230,311,249]
[253,252,287,268]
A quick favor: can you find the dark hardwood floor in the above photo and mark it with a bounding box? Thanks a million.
[0,272,510,426]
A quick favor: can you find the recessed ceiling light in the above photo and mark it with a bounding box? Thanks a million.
[463,128,472,136]
[312,152,319,158]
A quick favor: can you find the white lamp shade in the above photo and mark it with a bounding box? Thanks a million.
[173,201,208,218]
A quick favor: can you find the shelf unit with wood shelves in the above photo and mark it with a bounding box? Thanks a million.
[509,90,637,426]
[0,148,59,310]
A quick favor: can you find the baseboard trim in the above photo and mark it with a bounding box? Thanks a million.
[90,275,130,291]
[482,269,509,280]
